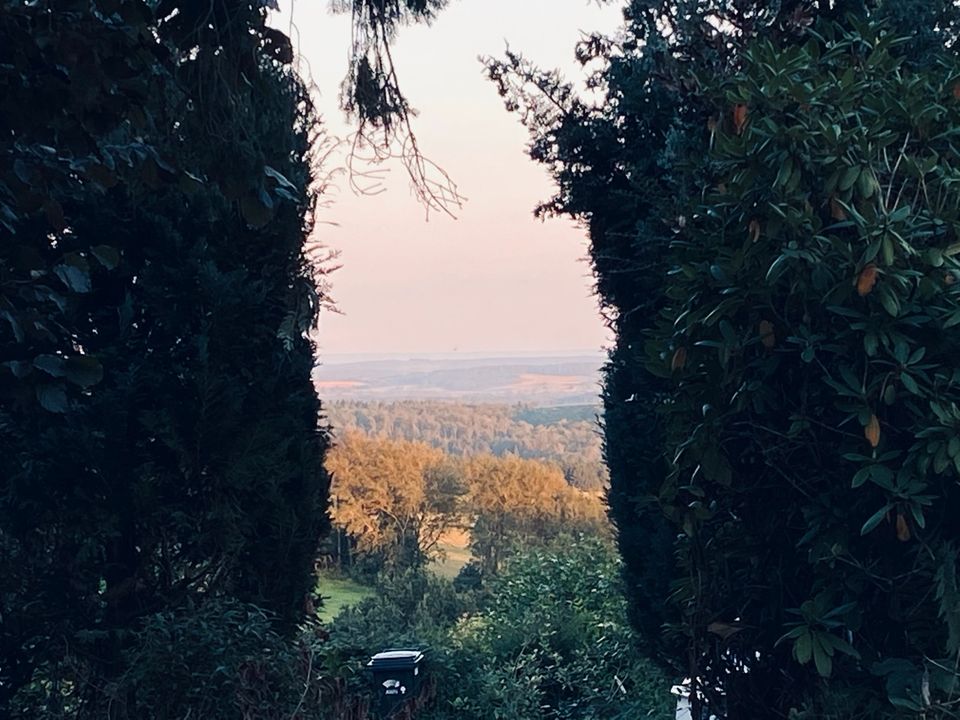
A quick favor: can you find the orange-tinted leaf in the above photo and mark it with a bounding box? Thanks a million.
[733,104,749,135]
[864,414,881,448]
[759,320,775,349]
[671,347,687,371]
[953,83,960,100]
[748,219,761,243]
[896,513,911,542]
[857,264,878,296]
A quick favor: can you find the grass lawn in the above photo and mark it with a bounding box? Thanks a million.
[316,575,375,623]
[316,529,473,620]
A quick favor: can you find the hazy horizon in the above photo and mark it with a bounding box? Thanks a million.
[319,347,607,364]
[271,0,622,357]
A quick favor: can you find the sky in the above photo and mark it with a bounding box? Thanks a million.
[272,0,624,357]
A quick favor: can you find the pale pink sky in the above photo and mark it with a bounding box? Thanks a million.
[274,1,621,356]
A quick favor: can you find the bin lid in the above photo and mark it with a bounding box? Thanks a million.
[367,649,424,669]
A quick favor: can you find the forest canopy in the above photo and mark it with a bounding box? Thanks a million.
[326,400,608,490]
[324,429,607,576]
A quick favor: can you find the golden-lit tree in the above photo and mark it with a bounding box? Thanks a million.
[326,401,608,491]
[464,454,605,574]
[326,431,606,576]
[325,432,465,568]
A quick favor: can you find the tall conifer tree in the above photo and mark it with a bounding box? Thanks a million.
[1,0,447,712]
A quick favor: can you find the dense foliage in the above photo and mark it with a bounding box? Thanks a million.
[491,1,960,717]
[320,537,674,720]
[109,601,322,720]
[327,400,607,490]
[15,597,327,720]
[326,432,459,569]
[324,431,606,575]
[1,3,330,713]
[658,21,960,718]
[462,453,605,574]
[1,0,452,714]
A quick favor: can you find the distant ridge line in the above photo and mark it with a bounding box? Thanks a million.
[313,353,604,405]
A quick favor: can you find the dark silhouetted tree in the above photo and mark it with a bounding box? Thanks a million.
[1,0,452,713]
[490,2,960,717]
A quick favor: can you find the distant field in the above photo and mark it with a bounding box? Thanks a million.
[316,530,472,622]
[431,528,472,580]
[313,354,603,404]
[511,373,588,393]
[316,575,374,622]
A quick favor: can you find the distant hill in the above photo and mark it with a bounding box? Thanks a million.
[313,353,604,405]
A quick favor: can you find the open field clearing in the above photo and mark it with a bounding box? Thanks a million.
[316,576,375,623]
[430,528,472,580]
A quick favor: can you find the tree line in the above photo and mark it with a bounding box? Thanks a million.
[326,400,608,491]
[324,431,607,577]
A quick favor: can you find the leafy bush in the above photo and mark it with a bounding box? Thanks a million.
[326,570,466,655]
[311,569,466,718]
[646,19,960,717]
[318,537,672,720]
[440,537,674,720]
[118,601,321,720]
[1,3,329,711]
[14,599,323,720]
[491,2,960,717]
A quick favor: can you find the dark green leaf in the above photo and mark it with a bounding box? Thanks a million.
[900,373,920,395]
[264,165,298,191]
[861,505,891,535]
[33,354,66,377]
[36,383,68,413]
[65,356,104,388]
[813,638,833,677]
[839,165,861,192]
[795,631,812,664]
[54,264,92,293]
[91,245,121,270]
